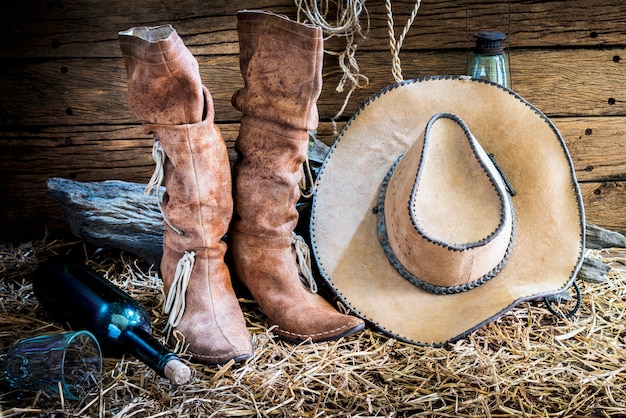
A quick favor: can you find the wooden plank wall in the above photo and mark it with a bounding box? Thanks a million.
[1,0,625,242]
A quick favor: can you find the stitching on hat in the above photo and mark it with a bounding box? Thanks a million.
[308,74,586,344]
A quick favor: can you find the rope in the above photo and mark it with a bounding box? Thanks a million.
[295,0,422,131]
[385,0,422,83]
[163,250,196,332]
[294,0,370,132]
[295,0,367,35]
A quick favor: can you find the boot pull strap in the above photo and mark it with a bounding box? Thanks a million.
[293,233,318,294]
[145,141,184,235]
[163,250,195,332]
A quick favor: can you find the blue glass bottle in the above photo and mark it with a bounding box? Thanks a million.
[31,256,190,385]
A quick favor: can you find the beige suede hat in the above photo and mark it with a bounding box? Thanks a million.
[310,76,585,346]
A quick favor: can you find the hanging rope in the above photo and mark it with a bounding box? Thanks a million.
[294,0,370,132]
[294,1,422,127]
[385,0,422,83]
[295,0,367,35]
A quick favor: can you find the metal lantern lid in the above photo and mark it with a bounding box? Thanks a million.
[473,31,507,55]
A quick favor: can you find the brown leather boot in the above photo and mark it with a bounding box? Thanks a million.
[230,10,365,343]
[119,25,252,364]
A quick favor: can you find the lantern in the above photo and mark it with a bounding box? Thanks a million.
[466,31,511,88]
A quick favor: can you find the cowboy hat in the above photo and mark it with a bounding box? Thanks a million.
[310,75,585,346]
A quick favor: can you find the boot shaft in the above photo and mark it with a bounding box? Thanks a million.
[232,10,323,131]
[143,92,233,250]
[231,11,324,237]
[119,25,205,125]
[233,118,307,236]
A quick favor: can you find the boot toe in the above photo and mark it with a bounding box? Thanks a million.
[174,318,253,365]
[188,344,253,365]
[274,309,365,343]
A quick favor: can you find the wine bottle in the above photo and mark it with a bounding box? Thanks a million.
[31,255,190,385]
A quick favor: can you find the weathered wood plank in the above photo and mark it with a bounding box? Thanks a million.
[579,182,626,235]
[331,48,626,119]
[1,117,625,183]
[557,117,626,182]
[2,0,625,58]
[0,56,241,126]
[1,48,625,127]
[1,120,626,241]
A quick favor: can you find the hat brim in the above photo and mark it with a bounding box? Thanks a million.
[310,76,585,346]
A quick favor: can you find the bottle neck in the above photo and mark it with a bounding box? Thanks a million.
[118,326,179,377]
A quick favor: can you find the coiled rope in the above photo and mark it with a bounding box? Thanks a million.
[294,0,422,128]
[294,0,370,132]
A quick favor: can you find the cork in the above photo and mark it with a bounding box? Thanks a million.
[164,358,191,385]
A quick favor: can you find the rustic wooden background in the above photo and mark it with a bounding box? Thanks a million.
[1,0,625,242]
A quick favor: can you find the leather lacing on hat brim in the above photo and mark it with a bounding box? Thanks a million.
[375,153,517,295]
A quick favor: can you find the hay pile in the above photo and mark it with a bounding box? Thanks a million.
[1,239,626,417]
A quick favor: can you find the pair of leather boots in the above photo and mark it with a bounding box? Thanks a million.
[118,10,364,364]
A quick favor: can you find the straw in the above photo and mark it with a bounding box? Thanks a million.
[1,239,625,417]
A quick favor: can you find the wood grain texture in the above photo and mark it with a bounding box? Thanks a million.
[580,182,626,234]
[2,117,626,241]
[2,0,625,58]
[1,47,625,127]
[2,0,626,241]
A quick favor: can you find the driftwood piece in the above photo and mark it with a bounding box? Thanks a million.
[585,223,626,249]
[47,177,625,284]
[47,177,164,264]
[576,256,611,283]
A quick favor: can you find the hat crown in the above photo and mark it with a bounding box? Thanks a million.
[377,113,515,294]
